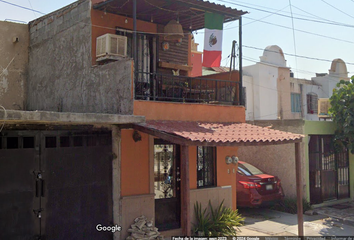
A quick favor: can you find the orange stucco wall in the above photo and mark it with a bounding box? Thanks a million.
[91,9,157,65]
[121,129,150,196]
[217,147,239,210]
[134,101,245,122]
[191,51,203,77]
[121,131,239,209]
[189,146,197,190]
[188,145,239,209]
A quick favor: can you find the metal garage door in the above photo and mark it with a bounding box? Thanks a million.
[0,130,113,240]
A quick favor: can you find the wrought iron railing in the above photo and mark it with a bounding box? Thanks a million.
[135,72,241,105]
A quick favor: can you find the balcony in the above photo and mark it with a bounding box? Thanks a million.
[134,72,242,105]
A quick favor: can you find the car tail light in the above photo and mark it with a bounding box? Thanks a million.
[276,179,281,188]
[239,181,261,189]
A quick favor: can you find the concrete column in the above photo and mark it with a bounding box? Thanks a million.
[112,126,121,240]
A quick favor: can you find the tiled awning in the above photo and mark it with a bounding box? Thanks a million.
[133,120,304,146]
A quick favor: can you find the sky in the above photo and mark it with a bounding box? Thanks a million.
[1,0,353,80]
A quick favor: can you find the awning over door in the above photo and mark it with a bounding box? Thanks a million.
[133,120,303,146]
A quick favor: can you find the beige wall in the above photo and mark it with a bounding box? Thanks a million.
[238,120,306,198]
[190,186,232,228]
[277,67,292,119]
[121,194,155,239]
[0,21,28,110]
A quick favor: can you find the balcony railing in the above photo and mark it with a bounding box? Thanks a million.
[135,72,241,105]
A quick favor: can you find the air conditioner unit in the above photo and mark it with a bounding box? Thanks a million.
[96,33,127,59]
[318,98,331,118]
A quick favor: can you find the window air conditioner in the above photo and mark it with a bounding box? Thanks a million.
[318,98,331,118]
[96,33,127,59]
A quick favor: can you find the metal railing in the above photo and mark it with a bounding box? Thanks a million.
[135,72,241,105]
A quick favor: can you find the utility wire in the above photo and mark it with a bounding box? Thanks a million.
[320,0,354,20]
[218,0,343,24]
[0,0,45,15]
[217,0,354,28]
[27,0,36,18]
[242,45,354,66]
[288,0,298,78]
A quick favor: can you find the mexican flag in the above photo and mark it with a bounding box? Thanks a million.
[202,12,224,67]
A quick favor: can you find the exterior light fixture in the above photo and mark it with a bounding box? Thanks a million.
[132,130,141,142]
[164,19,184,41]
[225,156,232,164]
[232,155,239,164]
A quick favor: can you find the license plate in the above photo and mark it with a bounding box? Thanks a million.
[266,184,273,190]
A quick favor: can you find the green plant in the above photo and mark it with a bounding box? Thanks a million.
[193,201,212,236]
[329,76,354,153]
[270,198,312,214]
[193,200,244,236]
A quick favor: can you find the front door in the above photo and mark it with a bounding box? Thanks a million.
[309,135,350,204]
[154,140,181,231]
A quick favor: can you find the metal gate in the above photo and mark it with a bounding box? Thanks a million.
[0,130,113,239]
[309,135,350,204]
[154,140,181,231]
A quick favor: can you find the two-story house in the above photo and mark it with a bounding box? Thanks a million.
[0,1,306,239]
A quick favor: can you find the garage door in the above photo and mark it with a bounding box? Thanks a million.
[0,130,113,240]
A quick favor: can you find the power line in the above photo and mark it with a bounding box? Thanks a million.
[27,0,37,18]
[223,0,344,24]
[221,17,354,44]
[217,0,354,28]
[320,0,354,20]
[288,0,298,79]
[0,0,45,15]
[242,45,354,66]
[241,5,289,27]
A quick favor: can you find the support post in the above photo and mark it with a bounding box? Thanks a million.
[238,17,243,106]
[295,142,304,236]
[112,126,121,240]
[181,145,190,235]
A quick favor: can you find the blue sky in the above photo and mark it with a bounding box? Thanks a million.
[1,0,353,79]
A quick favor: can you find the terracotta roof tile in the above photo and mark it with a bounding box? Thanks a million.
[138,120,303,144]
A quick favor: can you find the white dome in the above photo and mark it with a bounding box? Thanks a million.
[329,58,348,78]
[259,45,287,67]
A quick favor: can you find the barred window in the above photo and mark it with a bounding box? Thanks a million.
[197,146,216,188]
[307,93,318,114]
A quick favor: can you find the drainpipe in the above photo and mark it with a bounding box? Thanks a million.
[239,17,243,106]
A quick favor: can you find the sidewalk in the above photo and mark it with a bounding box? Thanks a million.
[237,208,354,236]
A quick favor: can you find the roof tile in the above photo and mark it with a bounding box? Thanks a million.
[138,121,303,144]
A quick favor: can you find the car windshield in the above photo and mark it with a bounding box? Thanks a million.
[238,162,264,176]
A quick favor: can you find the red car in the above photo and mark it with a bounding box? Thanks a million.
[236,161,284,207]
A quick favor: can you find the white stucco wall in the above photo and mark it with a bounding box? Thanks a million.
[243,63,279,120]
[243,74,254,121]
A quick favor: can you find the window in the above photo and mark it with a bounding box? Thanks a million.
[237,162,264,176]
[291,93,301,113]
[307,93,318,114]
[197,146,216,188]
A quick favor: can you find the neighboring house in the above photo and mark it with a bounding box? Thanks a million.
[237,45,353,205]
[0,1,306,239]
